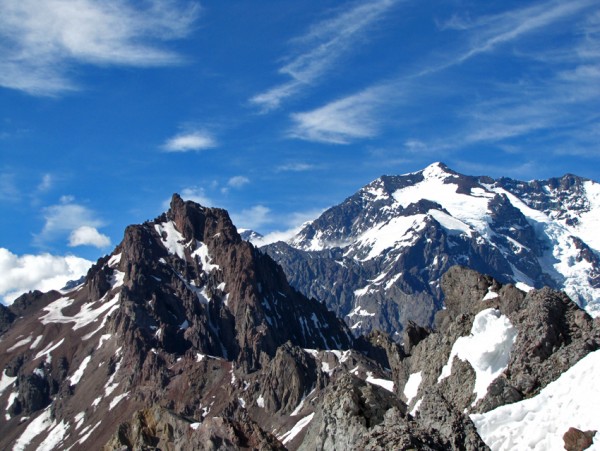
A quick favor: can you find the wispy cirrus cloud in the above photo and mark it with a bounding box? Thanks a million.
[0,0,200,96]
[291,0,599,150]
[162,130,217,152]
[276,162,317,172]
[289,84,392,144]
[423,0,597,76]
[0,172,19,202]
[250,0,399,111]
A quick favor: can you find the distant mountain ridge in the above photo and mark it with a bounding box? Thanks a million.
[262,162,600,337]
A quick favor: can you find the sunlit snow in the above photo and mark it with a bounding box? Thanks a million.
[278,413,315,445]
[366,372,394,392]
[154,221,186,259]
[403,371,422,405]
[67,355,91,387]
[191,241,219,272]
[471,349,600,450]
[41,293,121,331]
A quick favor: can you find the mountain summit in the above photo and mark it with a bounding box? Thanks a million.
[0,194,353,449]
[264,162,600,336]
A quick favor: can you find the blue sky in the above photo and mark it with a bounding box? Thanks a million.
[1,0,599,302]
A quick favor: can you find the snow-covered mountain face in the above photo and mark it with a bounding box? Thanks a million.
[263,162,600,337]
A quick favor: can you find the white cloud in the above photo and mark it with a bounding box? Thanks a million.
[162,131,217,152]
[289,85,390,144]
[0,248,92,304]
[68,226,111,248]
[421,0,596,78]
[227,176,250,189]
[250,0,399,111]
[0,172,19,202]
[0,0,200,96]
[276,162,316,172]
[246,208,323,246]
[180,187,213,207]
[231,205,272,231]
[36,174,53,193]
[35,197,108,247]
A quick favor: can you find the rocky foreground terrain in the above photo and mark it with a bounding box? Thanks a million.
[0,194,599,450]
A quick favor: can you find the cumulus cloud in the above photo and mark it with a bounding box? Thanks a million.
[35,196,109,247]
[68,226,111,248]
[180,187,213,207]
[0,0,200,96]
[227,176,250,189]
[231,205,272,231]
[0,248,92,304]
[162,131,217,152]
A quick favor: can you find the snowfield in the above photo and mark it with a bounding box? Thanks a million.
[471,349,600,450]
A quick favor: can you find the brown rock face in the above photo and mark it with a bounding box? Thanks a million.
[563,427,596,451]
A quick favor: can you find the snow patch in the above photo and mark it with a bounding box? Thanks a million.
[257,395,265,408]
[403,371,422,405]
[438,308,517,403]
[109,392,129,410]
[13,407,53,451]
[347,306,375,317]
[40,293,120,331]
[110,270,125,289]
[74,412,85,429]
[7,335,33,351]
[191,241,220,272]
[154,221,186,259]
[30,335,43,349]
[366,372,394,392]
[37,420,69,451]
[107,253,122,267]
[278,413,315,445]
[483,288,499,301]
[515,282,534,292]
[69,355,92,386]
[34,338,65,361]
[78,421,101,444]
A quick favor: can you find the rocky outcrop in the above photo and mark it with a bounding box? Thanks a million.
[563,427,596,451]
[105,405,285,451]
[398,266,600,421]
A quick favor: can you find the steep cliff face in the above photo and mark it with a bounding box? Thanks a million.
[263,163,600,337]
[0,194,354,450]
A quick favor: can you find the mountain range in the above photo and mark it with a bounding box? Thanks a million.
[0,164,599,450]
[262,162,600,338]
